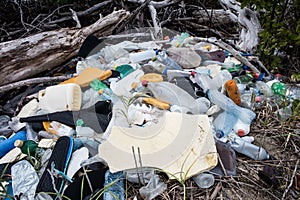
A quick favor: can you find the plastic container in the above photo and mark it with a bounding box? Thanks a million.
[193,173,215,189]
[156,51,183,72]
[0,130,27,158]
[14,139,38,157]
[38,83,82,113]
[90,79,108,91]
[231,136,269,160]
[129,50,156,63]
[207,89,256,125]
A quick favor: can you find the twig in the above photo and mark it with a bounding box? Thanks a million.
[70,8,81,28]
[47,1,112,25]
[13,0,27,32]
[193,37,260,74]
[210,182,222,200]
[0,76,69,93]
[281,159,299,200]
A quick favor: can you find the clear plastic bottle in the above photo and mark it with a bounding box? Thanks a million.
[207,89,256,124]
[230,136,269,160]
[213,111,237,138]
[255,81,273,97]
[194,70,232,92]
[146,81,207,114]
[156,51,183,72]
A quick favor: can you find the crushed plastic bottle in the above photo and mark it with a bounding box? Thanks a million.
[230,136,269,160]
[207,89,256,124]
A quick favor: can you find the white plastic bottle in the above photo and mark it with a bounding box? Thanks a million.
[129,50,156,63]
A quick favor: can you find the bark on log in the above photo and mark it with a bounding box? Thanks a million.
[0,10,130,86]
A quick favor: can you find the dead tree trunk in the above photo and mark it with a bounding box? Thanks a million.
[0,10,130,86]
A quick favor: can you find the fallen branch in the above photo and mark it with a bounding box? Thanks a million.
[0,76,69,93]
[0,10,130,86]
[192,37,260,74]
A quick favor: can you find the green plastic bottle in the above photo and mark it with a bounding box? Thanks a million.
[14,140,38,157]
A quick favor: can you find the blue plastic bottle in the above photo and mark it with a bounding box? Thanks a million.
[0,130,27,158]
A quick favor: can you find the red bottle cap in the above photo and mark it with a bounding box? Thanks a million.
[142,80,148,87]
[237,129,245,137]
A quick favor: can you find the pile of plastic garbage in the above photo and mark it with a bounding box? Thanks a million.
[0,32,299,199]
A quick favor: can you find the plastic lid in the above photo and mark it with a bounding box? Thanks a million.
[140,73,163,82]
[14,140,24,148]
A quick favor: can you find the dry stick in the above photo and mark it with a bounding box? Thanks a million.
[0,76,69,93]
[47,0,113,25]
[193,37,260,74]
[281,159,299,200]
[70,8,81,28]
[210,182,222,200]
[137,147,146,185]
[132,146,142,185]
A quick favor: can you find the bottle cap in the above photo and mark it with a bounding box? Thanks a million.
[141,80,148,87]
[237,129,245,137]
[14,140,24,147]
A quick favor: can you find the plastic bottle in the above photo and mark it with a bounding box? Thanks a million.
[90,78,108,91]
[213,111,237,138]
[14,139,38,157]
[0,130,27,158]
[145,81,207,114]
[255,81,273,97]
[207,89,256,124]
[194,70,232,92]
[156,51,183,72]
[230,136,269,160]
[232,118,250,136]
[129,50,156,63]
[271,82,287,97]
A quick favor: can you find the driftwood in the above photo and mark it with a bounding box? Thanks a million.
[0,10,130,86]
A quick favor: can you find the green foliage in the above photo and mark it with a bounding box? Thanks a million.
[241,0,300,72]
